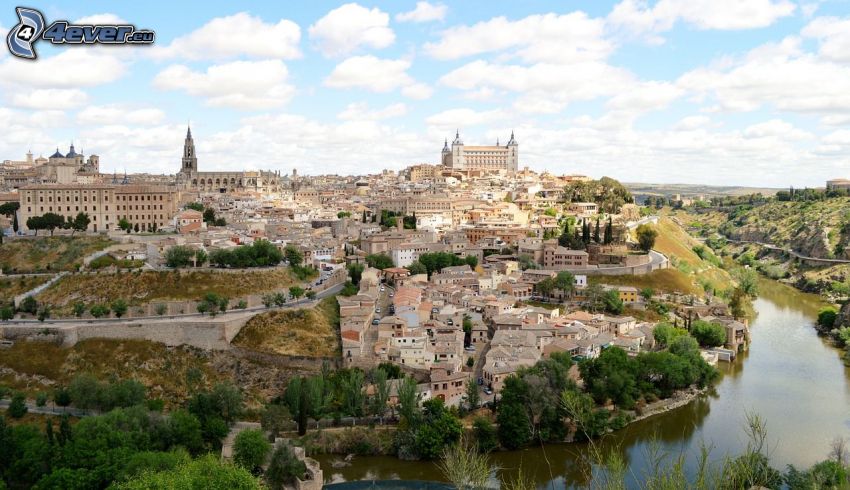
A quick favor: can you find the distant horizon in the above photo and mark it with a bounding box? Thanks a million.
[2,1,850,188]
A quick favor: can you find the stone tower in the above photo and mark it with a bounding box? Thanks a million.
[181,125,197,173]
[506,130,518,174]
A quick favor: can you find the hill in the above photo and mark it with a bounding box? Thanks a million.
[0,236,114,273]
[232,296,340,357]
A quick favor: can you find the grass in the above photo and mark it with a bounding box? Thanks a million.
[0,275,52,304]
[0,339,224,407]
[232,296,341,357]
[0,236,114,273]
[590,269,701,295]
[36,268,301,313]
[88,255,145,270]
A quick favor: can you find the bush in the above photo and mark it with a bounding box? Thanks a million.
[691,320,727,347]
[9,392,27,418]
[818,307,838,330]
[36,392,48,407]
[232,429,271,474]
[209,240,283,268]
[266,444,307,488]
[472,417,498,453]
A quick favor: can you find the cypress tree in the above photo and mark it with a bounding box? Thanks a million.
[604,216,613,244]
[593,218,601,243]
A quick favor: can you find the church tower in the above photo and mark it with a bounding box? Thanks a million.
[181,125,197,174]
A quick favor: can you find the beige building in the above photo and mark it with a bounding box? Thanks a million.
[176,126,282,194]
[441,130,518,174]
[19,183,180,232]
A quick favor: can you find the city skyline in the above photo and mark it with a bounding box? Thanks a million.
[1,0,850,187]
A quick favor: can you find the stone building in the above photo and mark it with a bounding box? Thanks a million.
[441,130,518,174]
[176,126,282,194]
[19,183,180,232]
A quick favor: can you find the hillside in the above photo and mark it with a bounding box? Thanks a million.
[681,197,850,260]
[0,275,51,304]
[232,296,340,357]
[36,268,301,314]
[0,236,114,273]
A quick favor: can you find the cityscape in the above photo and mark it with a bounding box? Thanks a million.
[1,2,850,489]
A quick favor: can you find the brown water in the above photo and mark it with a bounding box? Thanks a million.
[318,279,850,488]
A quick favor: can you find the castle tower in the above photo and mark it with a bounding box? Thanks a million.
[506,130,518,174]
[451,129,465,169]
[181,125,198,173]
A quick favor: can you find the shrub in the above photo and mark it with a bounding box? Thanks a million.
[232,429,271,474]
[266,444,307,488]
[9,392,27,418]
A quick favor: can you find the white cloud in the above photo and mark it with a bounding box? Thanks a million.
[309,3,395,57]
[440,60,634,113]
[743,119,813,140]
[151,12,301,60]
[606,81,683,112]
[325,56,431,98]
[396,2,447,23]
[608,0,796,39]
[153,60,294,110]
[337,102,408,120]
[11,89,88,110]
[74,13,128,24]
[802,16,850,64]
[0,50,125,88]
[425,108,509,129]
[425,12,611,63]
[76,105,165,126]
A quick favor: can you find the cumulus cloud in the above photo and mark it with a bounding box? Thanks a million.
[151,12,301,60]
[309,3,395,57]
[11,89,88,110]
[337,102,408,120]
[0,50,126,88]
[325,56,431,98]
[802,16,850,64]
[153,60,294,110]
[608,0,796,41]
[76,105,165,126]
[396,2,447,23]
[425,108,509,129]
[74,13,129,24]
[424,12,611,63]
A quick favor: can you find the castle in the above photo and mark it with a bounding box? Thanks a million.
[441,130,518,174]
[176,126,282,194]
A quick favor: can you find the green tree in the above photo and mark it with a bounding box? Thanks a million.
[283,244,303,268]
[288,286,305,300]
[365,253,394,270]
[691,320,727,347]
[407,261,427,275]
[90,304,109,318]
[0,305,14,321]
[653,323,687,347]
[472,417,498,453]
[165,246,196,268]
[233,429,271,474]
[636,224,658,252]
[260,403,292,439]
[266,444,307,489]
[554,271,576,297]
[185,202,204,212]
[118,217,132,233]
[465,377,480,411]
[8,392,27,418]
[115,455,261,489]
[603,289,625,314]
[414,399,462,459]
[70,212,90,234]
[19,295,38,314]
[111,299,129,318]
[818,307,838,330]
[72,301,86,317]
[347,263,365,285]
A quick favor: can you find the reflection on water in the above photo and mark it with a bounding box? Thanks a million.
[317,279,850,488]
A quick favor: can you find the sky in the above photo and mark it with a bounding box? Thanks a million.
[1,0,850,187]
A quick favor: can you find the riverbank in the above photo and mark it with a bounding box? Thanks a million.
[628,386,706,425]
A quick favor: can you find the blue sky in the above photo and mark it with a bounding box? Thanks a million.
[2,0,850,187]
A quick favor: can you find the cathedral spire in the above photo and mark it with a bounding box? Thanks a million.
[186,125,192,139]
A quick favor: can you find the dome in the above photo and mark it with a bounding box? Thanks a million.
[50,148,64,158]
[65,144,79,158]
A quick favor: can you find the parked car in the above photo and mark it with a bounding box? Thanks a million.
[375,308,381,313]
[372,319,380,325]
[483,388,493,395]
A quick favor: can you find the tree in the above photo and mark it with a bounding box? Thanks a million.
[305,290,316,300]
[90,304,109,318]
[347,263,365,285]
[464,255,478,268]
[116,454,261,490]
[370,367,390,417]
[54,387,71,408]
[19,295,38,314]
[407,261,427,275]
[71,212,90,234]
[233,429,271,474]
[203,208,216,224]
[603,289,625,314]
[283,244,303,268]
[818,307,838,330]
[185,202,205,212]
[0,305,14,321]
[194,249,208,266]
[397,376,421,427]
[604,216,614,244]
[554,271,576,297]
[535,277,555,298]
[414,399,463,459]
[653,323,687,347]
[72,301,86,317]
[165,246,195,268]
[68,374,102,409]
[640,287,654,302]
[118,218,132,233]
[636,224,658,252]
[0,202,20,237]
[111,299,129,318]
[261,404,292,439]
[266,444,307,489]
[37,305,51,322]
[593,218,601,243]
[691,320,727,347]
[465,377,480,411]
[365,253,394,270]
[9,392,27,418]
[472,417,498,453]
[133,223,140,233]
[288,286,304,300]
[26,212,64,236]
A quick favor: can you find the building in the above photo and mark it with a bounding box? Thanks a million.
[19,183,180,232]
[176,126,282,194]
[441,130,518,174]
[827,179,850,191]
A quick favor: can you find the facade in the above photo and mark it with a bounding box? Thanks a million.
[19,184,180,232]
[441,130,518,174]
[176,127,282,194]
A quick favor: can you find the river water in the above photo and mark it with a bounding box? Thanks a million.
[318,279,850,488]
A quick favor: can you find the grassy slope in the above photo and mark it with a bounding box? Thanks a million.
[0,275,52,304]
[36,268,300,311]
[609,216,734,296]
[232,296,341,357]
[0,236,114,273]
[0,339,223,406]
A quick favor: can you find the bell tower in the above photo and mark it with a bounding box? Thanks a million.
[181,125,197,174]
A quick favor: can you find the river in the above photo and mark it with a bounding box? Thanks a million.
[318,279,850,488]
